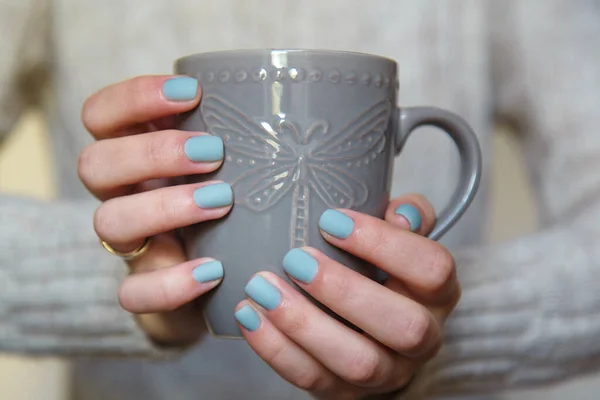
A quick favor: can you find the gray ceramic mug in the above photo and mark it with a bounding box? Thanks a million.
[176,49,481,338]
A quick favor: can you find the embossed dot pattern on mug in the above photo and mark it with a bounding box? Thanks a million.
[194,67,395,88]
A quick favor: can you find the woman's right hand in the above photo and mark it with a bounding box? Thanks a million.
[78,75,229,346]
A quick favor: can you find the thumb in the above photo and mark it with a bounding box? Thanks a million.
[384,194,436,236]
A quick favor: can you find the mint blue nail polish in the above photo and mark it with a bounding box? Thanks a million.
[244,275,281,311]
[395,204,422,232]
[318,209,354,239]
[193,182,233,209]
[162,77,198,101]
[184,136,223,162]
[235,305,260,332]
[192,260,224,283]
[282,248,318,284]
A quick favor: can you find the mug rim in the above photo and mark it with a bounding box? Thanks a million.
[176,48,396,66]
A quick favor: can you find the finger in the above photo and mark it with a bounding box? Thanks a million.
[384,277,461,322]
[114,233,212,346]
[384,194,436,236]
[78,130,223,200]
[243,272,400,388]
[234,302,352,398]
[281,248,442,358]
[318,209,458,305]
[95,181,232,252]
[119,257,223,313]
[82,75,200,139]
[384,195,460,312]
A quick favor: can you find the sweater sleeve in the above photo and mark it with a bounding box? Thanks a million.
[0,0,166,357]
[404,1,600,397]
[0,197,170,356]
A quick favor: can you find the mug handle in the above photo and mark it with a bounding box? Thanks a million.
[395,107,482,241]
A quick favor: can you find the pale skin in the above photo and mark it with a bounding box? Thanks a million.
[78,75,461,399]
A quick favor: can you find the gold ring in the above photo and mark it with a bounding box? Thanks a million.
[101,237,151,261]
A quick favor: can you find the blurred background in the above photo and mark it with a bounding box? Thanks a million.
[1,111,598,399]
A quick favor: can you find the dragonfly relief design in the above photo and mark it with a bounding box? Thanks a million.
[202,94,392,248]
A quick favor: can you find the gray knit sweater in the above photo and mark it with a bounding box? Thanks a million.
[1,1,600,399]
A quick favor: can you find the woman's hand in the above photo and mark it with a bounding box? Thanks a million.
[78,75,230,346]
[235,195,459,399]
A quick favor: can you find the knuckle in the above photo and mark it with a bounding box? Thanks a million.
[117,276,172,314]
[117,282,134,311]
[390,368,415,393]
[345,350,383,387]
[325,274,358,305]
[155,188,182,223]
[156,274,179,312]
[93,202,118,242]
[130,76,154,111]
[144,132,173,165]
[81,95,99,132]
[276,306,310,336]
[292,369,325,392]
[425,335,443,359]
[401,308,433,353]
[77,143,98,188]
[447,283,462,310]
[262,337,286,365]
[262,338,327,392]
[131,75,151,92]
[360,224,390,256]
[423,243,456,293]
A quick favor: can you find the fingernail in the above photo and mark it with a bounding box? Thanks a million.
[184,136,224,162]
[282,248,318,284]
[235,305,261,332]
[193,182,233,209]
[162,76,199,101]
[318,209,354,239]
[395,204,422,232]
[244,275,281,311]
[192,260,224,283]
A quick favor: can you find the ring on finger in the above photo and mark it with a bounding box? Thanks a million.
[101,237,151,261]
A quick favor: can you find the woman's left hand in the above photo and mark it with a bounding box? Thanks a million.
[234,194,460,400]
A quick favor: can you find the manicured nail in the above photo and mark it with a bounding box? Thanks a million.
[162,76,198,101]
[192,260,224,283]
[244,275,281,311]
[318,209,354,239]
[235,305,261,332]
[193,182,233,209]
[184,136,224,162]
[282,248,318,284]
[395,204,422,232]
